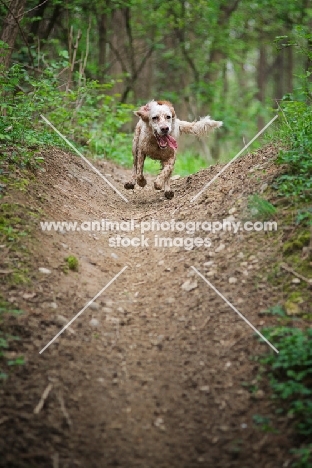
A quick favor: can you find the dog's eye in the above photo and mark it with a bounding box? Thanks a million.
[152,116,158,121]
[166,115,171,120]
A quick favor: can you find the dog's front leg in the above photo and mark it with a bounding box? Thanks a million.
[155,153,176,199]
[125,124,143,190]
[136,151,147,187]
[124,155,137,189]
[124,151,147,189]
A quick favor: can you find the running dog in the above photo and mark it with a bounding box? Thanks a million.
[124,100,222,199]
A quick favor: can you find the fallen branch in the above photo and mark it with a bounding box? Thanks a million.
[200,315,211,329]
[280,262,312,285]
[52,452,59,468]
[0,416,9,425]
[34,383,53,414]
[57,392,72,427]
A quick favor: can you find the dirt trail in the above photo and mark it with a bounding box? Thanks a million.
[1,146,295,467]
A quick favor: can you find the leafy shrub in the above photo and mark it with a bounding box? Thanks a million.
[274,94,312,200]
[0,301,24,379]
[296,208,312,227]
[247,194,277,220]
[0,57,134,167]
[65,255,79,272]
[0,58,209,176]
[258,326,312,466]
[0,41,215,177]
[291,445,312,468]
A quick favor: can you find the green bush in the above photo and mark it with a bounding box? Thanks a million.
[247,194,277,220]
[0,301,24,379]
[0,57,209,176]
[275,98,312,199]
[0,56,134,168]
[65,255,79,272]
[258,326,312,467]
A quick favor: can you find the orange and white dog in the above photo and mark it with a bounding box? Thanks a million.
[124,100,222,199]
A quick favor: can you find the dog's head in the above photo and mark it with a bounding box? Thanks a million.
[134,100,177,150]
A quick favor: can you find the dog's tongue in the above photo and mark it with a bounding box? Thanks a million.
[167,135,178,149]
[158,134,178,150]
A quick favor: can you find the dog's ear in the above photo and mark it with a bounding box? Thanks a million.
[134,104,150,122]
[170,105,176,119]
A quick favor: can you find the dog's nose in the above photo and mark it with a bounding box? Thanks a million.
[161,126,169,133]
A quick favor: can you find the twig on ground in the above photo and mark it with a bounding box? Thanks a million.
[280,262,312,285]
[57,392,72,427]
[34,383,53,414]
[200,315,211,329]
[52,452,59,468]
[0,416,9,425]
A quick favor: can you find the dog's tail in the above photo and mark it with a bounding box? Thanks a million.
[178,116,223,136]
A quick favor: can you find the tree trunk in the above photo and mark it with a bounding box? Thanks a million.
[28,0,49,43]
[98,12,108,82]
[286,45,293,94]
[42,4,62,41]
[257,41,266,130]
[0,0,27,67]
[204,1,241,103]
[306,27,312,87]
[273,49,285,101]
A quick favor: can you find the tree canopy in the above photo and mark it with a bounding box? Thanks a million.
[1,0,311,158]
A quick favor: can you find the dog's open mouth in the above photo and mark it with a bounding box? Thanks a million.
[154,133,178,150]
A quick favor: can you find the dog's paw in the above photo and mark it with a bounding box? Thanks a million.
[154,180,162,190]
[124,181,135,190]
[164,190,174,199]
[137,176,147,188]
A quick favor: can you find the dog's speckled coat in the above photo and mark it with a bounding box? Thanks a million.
[124,100,223,199]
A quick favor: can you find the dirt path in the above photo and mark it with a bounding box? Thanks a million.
[1,146,295,467]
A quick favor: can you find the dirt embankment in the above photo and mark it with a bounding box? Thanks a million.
[0,144,310,467]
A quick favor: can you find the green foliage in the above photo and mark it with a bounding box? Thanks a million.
[261,304,286,317]
[173,151,209,176]
[252,414,277,433]
[275,99,312,199]
[257,325,312,466]
[296,208,312,227]
[283,230,311,254]
[291,445,312,468]
[247,194,277,220]
[273,27,312,201]
[1,57,208,175]
[104,145,209,176]
[2,0,312,166]
[0,60,134,167]
[65,255,79,272]
[0,301,24,380]
[0,203,29,244]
